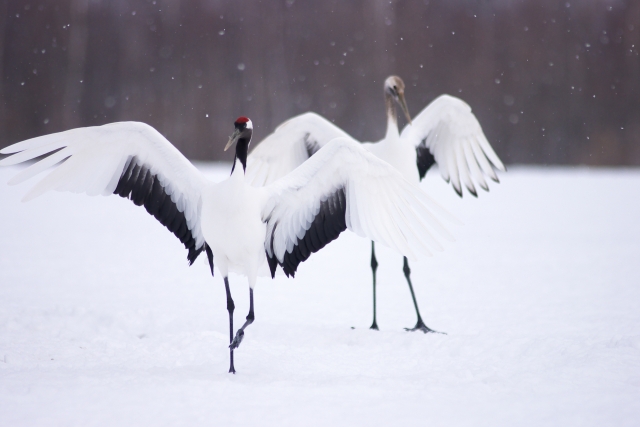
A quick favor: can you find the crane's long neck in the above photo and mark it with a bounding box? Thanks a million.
[230,136,250,176]
[384,92,400,141]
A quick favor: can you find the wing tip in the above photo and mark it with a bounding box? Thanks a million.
[0,146,15,155]
[267,252,279,279]
[7,176,22,186]
[21,191,39,203]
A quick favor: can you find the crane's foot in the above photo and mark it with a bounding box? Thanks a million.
[228,350,236,374]
[229,329,245,350]
[370,321,379,331]
[404,319,446,335]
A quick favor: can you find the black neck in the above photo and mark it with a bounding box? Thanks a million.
[231,136,250,175]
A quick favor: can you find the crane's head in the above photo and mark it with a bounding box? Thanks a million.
[384,76,412,125]
[226,116,253,174]
[225,116,253,151]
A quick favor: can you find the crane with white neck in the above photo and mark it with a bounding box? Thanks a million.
[247,76,506,333]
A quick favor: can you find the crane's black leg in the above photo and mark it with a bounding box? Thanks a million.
[224,277,236,374]
[230,288,255,350]
[402,257,444,334]
[370,241,379,330]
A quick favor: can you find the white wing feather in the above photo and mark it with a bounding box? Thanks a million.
[247,112,356,187]
[262,137,457,264]
[0,122,208,249]
[400,94,506,196]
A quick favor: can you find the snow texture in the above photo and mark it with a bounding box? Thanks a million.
[1,164,639,426]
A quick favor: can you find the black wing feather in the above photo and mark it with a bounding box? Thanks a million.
[416,137,437,181]
[304,133,322,158]
[204,243,214,277]
[266,223,279,278]
[114,155,204,265]
[267,188,347,278]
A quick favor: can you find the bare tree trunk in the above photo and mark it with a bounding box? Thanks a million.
[62,0,89,129]
[158,0,182,150]
[371,0,395,78]
[0,0,7,145]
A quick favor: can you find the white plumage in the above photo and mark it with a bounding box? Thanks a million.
[400,94,505,194]
[0,116,454,371]
[248,79,505,193]
[262,138,455,263]
[245,76,506,333]
[2,123,207,250]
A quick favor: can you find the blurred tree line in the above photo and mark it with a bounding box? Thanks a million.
[0,0,638,165]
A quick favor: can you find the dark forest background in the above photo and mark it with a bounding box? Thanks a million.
[0,0,638,165]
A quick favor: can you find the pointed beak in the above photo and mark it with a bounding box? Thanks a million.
[225,128,241,151]
[397,91,412,125]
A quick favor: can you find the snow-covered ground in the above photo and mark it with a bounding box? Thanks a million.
[0,164,638,426]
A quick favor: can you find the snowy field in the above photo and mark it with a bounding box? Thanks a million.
[0,164,639,426]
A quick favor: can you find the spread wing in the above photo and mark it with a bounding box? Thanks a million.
[400,95,506,197]
[0,122,209,265]
[260,137,458,278]
[246,112,357,187]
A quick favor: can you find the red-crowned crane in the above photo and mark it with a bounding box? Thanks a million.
[247,76,506,333]
[1,116,455,372]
